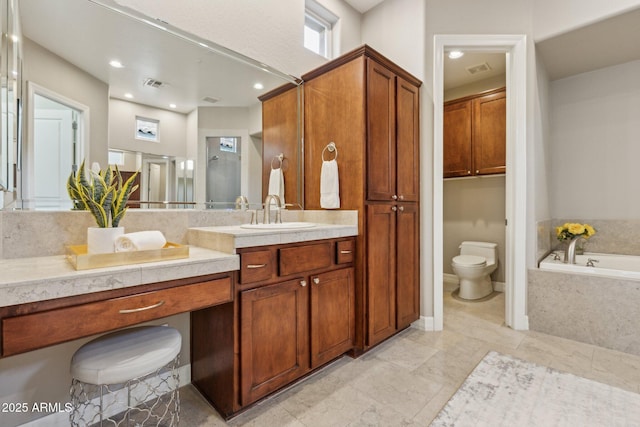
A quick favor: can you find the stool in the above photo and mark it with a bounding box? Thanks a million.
[70,326,181,426]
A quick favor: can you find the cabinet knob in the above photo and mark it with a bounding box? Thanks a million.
[391,206,397,212]
[398,195,404,201]
[391,195,398,200]
[467,170,471,175]
[300,280,307,287]
[476,170,480,174]
[313,277,320,285]
[398,206,404,212]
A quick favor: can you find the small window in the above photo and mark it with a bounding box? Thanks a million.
[304,1,338,59]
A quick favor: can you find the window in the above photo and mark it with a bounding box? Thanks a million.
[304,1,338,59]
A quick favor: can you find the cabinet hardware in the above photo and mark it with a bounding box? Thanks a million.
[340,250,352,254]
[391,195,398,200]
[247,264,267,269]
[119,300,165,314]
[313,277,320,284]
[391,206,397,212]
[467,170,471,174]
[300,280,307,287]
[398,206,404,212]
[476,170,479,174]
[398,195,404,201]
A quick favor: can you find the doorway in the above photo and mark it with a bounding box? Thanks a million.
[205,136,241,208]
[433,35,528,331]
[26,82,88,210]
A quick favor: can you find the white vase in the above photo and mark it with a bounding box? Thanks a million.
[87,227,125,254]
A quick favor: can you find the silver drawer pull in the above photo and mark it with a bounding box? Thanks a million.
[340,250,352,254]
[119,300,165,314]
[247,264,267,269]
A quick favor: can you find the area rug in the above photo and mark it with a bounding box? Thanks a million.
[430,351,640,426]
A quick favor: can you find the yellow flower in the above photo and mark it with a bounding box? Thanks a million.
[584,224,596,238]
[555,226,564,237]
[567,223,585,235]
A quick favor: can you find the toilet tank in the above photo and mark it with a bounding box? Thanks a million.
[459,241,498,264]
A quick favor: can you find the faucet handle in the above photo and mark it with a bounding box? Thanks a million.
[586,258,599,267]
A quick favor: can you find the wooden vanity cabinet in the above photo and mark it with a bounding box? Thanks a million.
[192,237,355,417]
[443,88,506,178]
[303,45,421,351]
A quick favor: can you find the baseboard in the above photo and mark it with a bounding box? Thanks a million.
[493,281,505,293]
[21,364,191,427]
[412,316,435,331]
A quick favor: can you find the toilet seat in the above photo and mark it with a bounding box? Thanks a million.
[452,255,486,266]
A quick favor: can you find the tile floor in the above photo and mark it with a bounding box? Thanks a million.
[179,290,640,426]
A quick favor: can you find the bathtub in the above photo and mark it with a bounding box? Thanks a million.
[539,252,640,280]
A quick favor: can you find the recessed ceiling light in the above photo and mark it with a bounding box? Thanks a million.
[109,60,124,68]
[124,93,133,99]
[169,103,177,109]
[448,50,464,59]
[253,83,264,90]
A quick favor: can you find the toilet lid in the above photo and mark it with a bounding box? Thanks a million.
[453,255,486,266]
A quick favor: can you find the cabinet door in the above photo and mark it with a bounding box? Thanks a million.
[473,90,506,175]
[367,59,397,201]
[396,77,420,202]
[240,279,309,405]
[366,204,397,346]
[396,203,420,328]
[443,100,473,178]
[310,268,355,368]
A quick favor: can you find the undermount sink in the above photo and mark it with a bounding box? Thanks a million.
[239,222,317,230]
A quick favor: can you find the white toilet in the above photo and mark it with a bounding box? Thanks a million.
[452,241,498,300]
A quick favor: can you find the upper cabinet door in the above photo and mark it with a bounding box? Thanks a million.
[443,99,473,178]
[473,90,506,175]
[396,77,420,202]
[367,59,397,201]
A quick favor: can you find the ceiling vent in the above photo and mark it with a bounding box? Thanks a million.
[143,78,164,88]
[202,96,220,104]
[465,62,492,75]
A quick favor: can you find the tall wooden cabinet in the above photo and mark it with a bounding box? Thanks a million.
[443,87,506,178]
[303,45,421,350]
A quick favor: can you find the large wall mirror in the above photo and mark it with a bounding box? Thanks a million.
[11,0,301,210]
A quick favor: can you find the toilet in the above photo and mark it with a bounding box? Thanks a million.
[452,241,498,300]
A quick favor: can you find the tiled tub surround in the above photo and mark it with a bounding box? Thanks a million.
[530,218,640,358]
[528,269,640,357]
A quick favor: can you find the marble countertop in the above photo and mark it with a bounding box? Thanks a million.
[187,223,359,253]
[0,246,238,308]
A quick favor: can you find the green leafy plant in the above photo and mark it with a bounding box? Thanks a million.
[67,160,139,228]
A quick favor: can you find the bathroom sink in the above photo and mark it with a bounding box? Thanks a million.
[239,222,316,230]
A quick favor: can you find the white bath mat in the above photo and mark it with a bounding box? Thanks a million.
[431,351,640,426]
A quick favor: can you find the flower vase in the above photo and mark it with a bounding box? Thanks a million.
[87,227,124,254]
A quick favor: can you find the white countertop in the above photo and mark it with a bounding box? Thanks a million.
[0,246,238,308]
[187,223,359,253]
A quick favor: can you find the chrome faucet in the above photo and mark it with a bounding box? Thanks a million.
[263,194,282,224]
[564,237,584,264]
[234,195,249,210]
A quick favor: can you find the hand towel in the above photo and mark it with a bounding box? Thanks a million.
[268,167,285,206]
[114,230,167,252]
[320,159,340,209]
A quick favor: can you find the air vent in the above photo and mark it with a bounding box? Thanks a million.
[202,96,220,104]
[143,78,164,88]
[466,62,492,75]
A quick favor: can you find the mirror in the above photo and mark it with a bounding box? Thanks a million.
[14,0,300,209]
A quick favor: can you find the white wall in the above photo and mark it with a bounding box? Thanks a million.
[533,0,640,41]
[317,0,363,57]
[108,98,188,158]
[549,60,640,219]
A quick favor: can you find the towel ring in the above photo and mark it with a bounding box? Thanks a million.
[271,153,284,170]
[322,142,338,161]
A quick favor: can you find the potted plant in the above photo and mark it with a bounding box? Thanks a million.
[67,160,139,253]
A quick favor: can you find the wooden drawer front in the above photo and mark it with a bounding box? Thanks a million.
[2,277,232,357]
[279,242,332,276]
[240,250,274,284]
[336,240,355,264]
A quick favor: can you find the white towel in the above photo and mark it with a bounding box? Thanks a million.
[268,168,285,206]
[320,159,340,209]
[114,231,167,252]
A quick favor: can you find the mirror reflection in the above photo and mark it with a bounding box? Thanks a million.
[16,0,300,210]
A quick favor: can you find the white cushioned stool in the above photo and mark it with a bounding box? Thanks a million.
[70,326,181,426]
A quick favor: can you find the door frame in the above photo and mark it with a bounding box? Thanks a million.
[433,34,528,330]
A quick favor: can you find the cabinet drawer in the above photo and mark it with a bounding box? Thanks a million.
[280,242,332,276]
[240,250,275,284]
[336,240,355,264]
[2,277,232,357]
